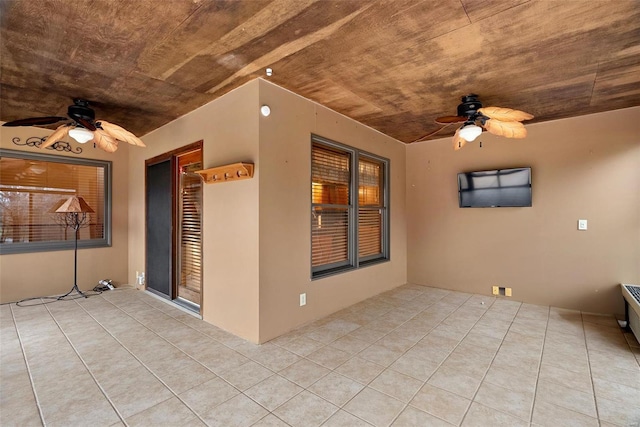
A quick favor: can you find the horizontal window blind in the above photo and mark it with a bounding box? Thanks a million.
[359,208,382,257]
[311,207,349,267]
[310,136,389,277]
[179,169,202,293]
[0,156,105,245]
[311,143,351,269]
[358,157,383,258]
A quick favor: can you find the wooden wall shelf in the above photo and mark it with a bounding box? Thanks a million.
[195,162,254,184]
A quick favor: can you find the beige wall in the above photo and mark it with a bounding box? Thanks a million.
[406,106,640,315]
[129,79,407,343]
[257,80,407,342]
[130,80,260,342]
[0,126,129,303]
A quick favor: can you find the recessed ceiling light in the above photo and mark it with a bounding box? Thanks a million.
[260,105,271,117]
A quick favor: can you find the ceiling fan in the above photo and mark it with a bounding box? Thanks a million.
[2,99,146,153]
[436,94,534,150]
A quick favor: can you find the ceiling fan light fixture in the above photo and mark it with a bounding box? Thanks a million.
[68,127,94,143]
[458,123,482,142]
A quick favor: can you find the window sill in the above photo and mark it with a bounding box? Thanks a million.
[311,257,389,280]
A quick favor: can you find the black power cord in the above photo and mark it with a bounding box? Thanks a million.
[15,290,103,307]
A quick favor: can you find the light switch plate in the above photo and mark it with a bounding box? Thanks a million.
[578,219,587,230]
[300,293,306,306]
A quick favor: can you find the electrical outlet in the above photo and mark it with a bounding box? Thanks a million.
[299,293,306,306]
[578,219,587,230]
[492,286,499,296]
[505,287,512,297]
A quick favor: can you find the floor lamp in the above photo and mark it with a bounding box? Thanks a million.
[54,196,95,299]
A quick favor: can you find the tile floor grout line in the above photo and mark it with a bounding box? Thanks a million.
[581,312,603,426]
[9,302,47,427]
[444,298,525,426]
[526,305,551,425]
[332,292,492,426]
[97,292,314,422]
[380,294,485,426]
[99,292,317,419]
[44,300,129,427]
[268,288,467,424]
[73,296,212,426]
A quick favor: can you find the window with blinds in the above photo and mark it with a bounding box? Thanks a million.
[359,156,384,260]
[311,136,389,278]
[311,143,352,271]
[0,149,111,254]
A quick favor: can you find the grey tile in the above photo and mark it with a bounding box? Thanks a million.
[536,378,597,418]
[251,414,291,426]
[474,381,534,421]
[410,384,470,425]
[244,374,303,411]
[344,387,404,427]
[532,400,599,427]
[323,410,373,426]
[279,359,330,388]
[461,402,528,427]
[126,396,201,426]
[218,361,273,391]
[335,357,385,385]
[307,346,352,369]
[308,372,365,406]
[273,391,338,427]
[201,394,268,427]
[369,369,423,403]
[179,377,239,415]
[392,406,454,426]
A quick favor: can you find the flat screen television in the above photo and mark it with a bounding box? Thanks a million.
[458,167,532,208]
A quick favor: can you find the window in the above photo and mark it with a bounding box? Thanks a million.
[0,149,111,254]
[311,135,389,277]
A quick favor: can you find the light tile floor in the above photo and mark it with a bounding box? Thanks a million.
[1,285,639,427]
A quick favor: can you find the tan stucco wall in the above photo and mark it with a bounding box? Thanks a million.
[129,80,260,342]
[0,126,129,303]
[257,80,408,342]
[406,106,640,316]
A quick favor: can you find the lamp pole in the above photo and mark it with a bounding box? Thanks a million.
[54,196,94,300]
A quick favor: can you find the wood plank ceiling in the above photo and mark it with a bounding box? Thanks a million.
[1,0,639,143]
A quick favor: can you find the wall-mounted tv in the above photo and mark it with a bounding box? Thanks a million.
[458,167,532,208]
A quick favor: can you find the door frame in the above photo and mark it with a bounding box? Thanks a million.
[145,140,203,309]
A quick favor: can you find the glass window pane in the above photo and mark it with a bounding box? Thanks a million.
[359,157,382,206]
[311,207,349,267]
[359,208,382,257]
[0,150,109,253]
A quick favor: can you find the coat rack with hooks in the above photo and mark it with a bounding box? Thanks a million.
[195,162,254,184]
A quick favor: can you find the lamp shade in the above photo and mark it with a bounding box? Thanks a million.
[68,127,94,144]
[55,196,95,213]
[459,124,483,141]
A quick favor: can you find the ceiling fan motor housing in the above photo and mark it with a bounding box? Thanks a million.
[68,99,95,123]
[457,94,483,117]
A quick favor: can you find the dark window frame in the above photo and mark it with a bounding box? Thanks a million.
[311,135,390,279]
[0,148,112,255]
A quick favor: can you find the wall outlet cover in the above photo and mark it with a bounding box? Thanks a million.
[300,293,306,306]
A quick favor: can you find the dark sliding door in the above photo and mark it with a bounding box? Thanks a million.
[146,159,172,298]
